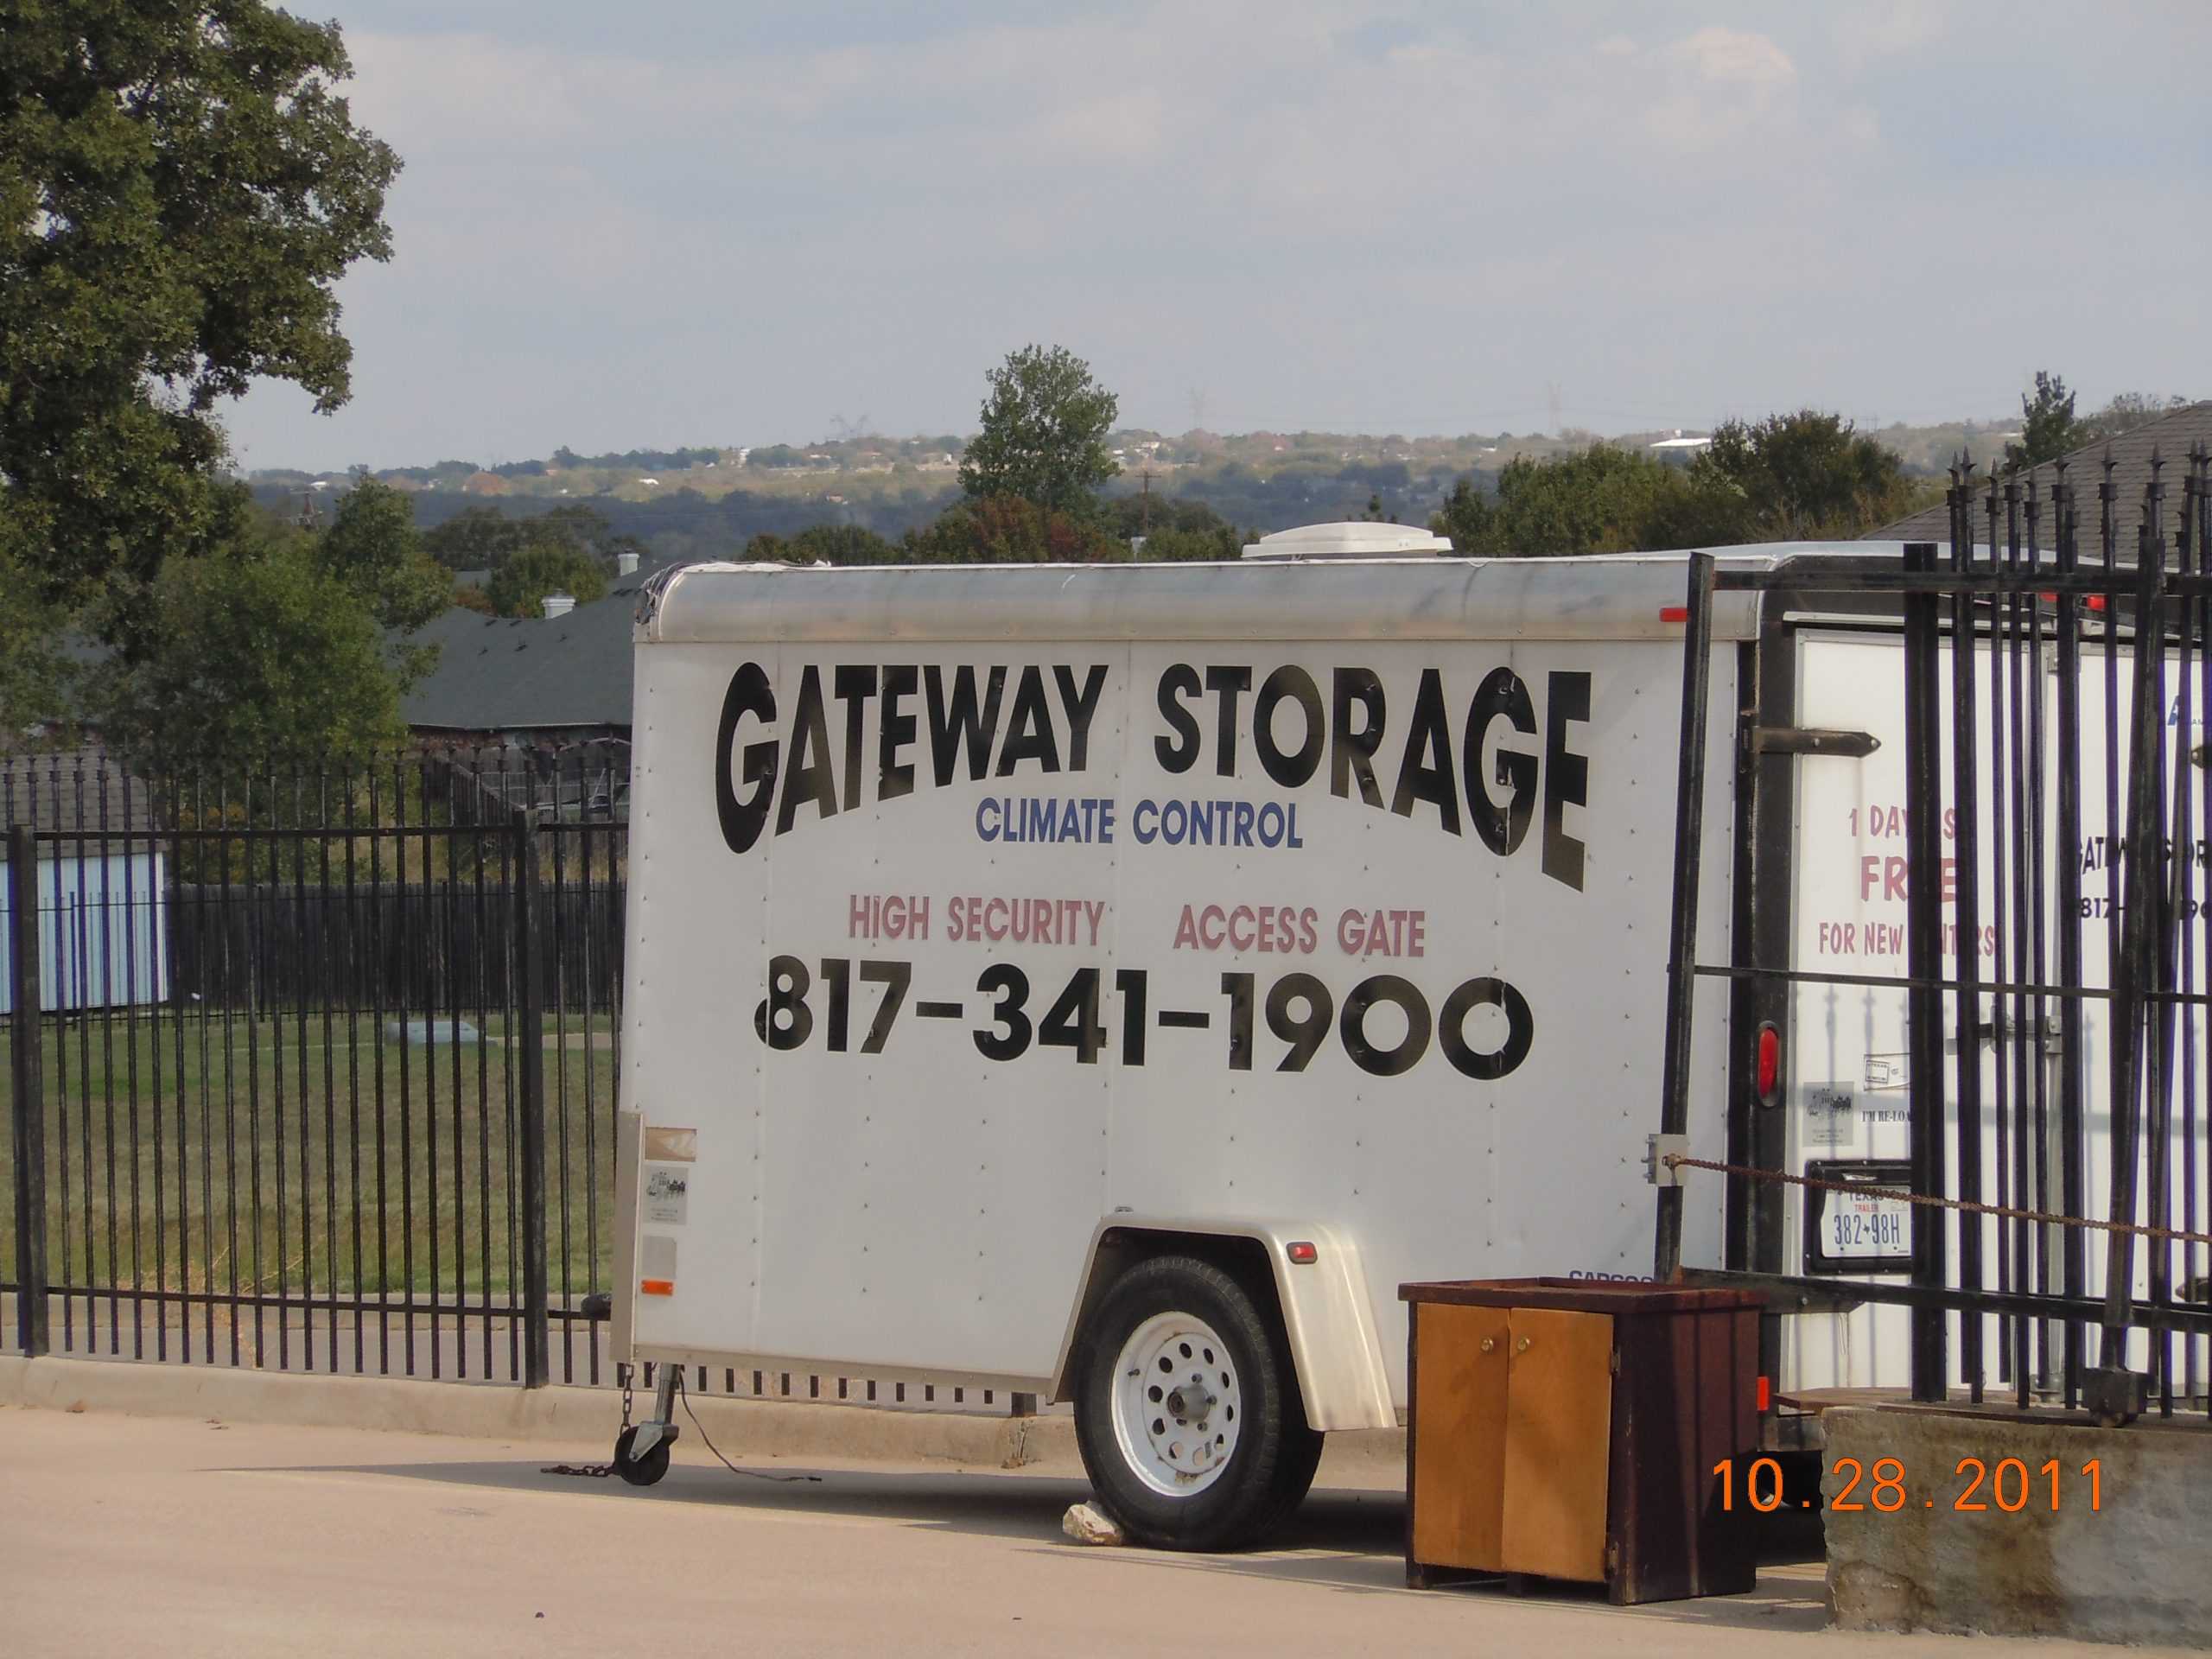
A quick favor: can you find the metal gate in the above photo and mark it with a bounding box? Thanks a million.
[1656,448,2212,1423]
[3,750,624,1387]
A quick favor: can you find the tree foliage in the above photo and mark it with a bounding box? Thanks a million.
[88,522,410,774]
[0,2,399,630]
[486,543,608,618]
[2082,391,2191,444]
[2005,372,2082,472]
[318,476,448,633]
[423,501,640,580]
[959,345,1120,518]
[904,495,1123,563]
[1428,415,1916,556]
[0,537,76,737]
[1689,411,1912,541]
[1431,447,1743,556]
[743,523,897,564]
[421,505,523,570]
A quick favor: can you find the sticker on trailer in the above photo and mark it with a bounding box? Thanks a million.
[644,1166,690,1226]
[1802,1084,1855,1153]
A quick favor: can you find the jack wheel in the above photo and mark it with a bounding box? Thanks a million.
[613,1424,671,1487]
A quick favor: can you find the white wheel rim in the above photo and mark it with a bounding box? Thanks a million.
[1110,1311,1243,1497]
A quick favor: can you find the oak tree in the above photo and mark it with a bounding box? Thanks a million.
[1,2,399,639]
[959,345,1120,519]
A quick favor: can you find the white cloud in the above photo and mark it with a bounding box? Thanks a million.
[1669,26,1798,92]
[225,3,2211,467]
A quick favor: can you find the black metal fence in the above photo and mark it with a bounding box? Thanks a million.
[1656,448,2212,1424]
[2,749,625,1387]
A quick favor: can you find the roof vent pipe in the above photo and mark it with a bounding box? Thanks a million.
[542,592,576,620]
[614,550,639,577]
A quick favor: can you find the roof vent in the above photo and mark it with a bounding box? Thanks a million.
[542,592,576,620]
[614,550,639,576]
[1241,522,1452,560]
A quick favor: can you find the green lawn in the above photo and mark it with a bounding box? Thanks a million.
[0,1007,619,1306]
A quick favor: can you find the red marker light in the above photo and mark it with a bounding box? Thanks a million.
[1757,1375,1771,1413]
[1660,606,1689,624]
[1286,1241,1319,1266]
[2088,594,2107,613]
[1756,1022,1782,1108]
[639,1278,675,1296]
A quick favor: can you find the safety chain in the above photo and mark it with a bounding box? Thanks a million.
[540,1376,639,1478]
[1662,1154,2212,1249]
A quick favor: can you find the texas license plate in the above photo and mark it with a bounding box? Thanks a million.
[1826,1192,1910,1260]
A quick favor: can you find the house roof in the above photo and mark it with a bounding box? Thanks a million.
[1866,401,2212,551]
[0,748,162,841]
[401,578,647,734]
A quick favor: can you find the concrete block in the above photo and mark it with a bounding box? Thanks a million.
[1823,1404,2212,1648]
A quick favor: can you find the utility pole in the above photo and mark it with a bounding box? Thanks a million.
[1139,467,1154,535]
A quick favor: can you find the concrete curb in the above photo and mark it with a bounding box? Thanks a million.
[0,1357,1406,1485]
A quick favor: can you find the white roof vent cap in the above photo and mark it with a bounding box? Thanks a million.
[542,592,577,619]
[1242,522,1452,560]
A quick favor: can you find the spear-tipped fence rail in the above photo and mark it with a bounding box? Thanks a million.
[1656,449,2212,1425]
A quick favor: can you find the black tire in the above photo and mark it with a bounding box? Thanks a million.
[1262,1415,1325,1530]
[1073,1255,1310,1551]
[613,1424,671,1487]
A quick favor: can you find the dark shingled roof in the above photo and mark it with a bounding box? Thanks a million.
[0,749,161,838]
[402,579,647,734]
[1866,401,2212,550]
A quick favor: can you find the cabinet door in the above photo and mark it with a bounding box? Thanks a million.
[1410,1302,1511,1570]
[1499,1308,1614,1582]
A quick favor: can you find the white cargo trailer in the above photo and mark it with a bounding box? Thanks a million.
[606,531,2205,1546]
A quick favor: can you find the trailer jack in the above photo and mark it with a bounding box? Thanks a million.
[613,1366,683,1486]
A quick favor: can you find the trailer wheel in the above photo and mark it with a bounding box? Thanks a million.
[612,1425,670,1487]
[1074,1255,1307,1550]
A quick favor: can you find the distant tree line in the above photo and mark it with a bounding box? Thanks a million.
[546,444,723,474]
[1429,411,1936,556]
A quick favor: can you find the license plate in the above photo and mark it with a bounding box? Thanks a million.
[1826,1192,1910,1259]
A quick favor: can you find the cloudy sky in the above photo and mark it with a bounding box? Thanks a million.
[228,0,2212,472]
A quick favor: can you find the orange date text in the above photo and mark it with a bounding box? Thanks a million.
[1714,1455,2103,1514]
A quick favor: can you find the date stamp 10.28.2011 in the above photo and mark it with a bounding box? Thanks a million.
[1716,1455,2106,1515]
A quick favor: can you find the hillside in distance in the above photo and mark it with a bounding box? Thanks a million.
[248,416,2018,566]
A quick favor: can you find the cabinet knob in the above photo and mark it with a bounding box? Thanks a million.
[1479,1337,1496,1354]
[1515,1336,1532,1354]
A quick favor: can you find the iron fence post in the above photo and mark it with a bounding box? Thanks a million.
[2089,518,2169,1422]
[7,823,50,1357]
[513,807,550,1388]
[1902,542,1950,1400]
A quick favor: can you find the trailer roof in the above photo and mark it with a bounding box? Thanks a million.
[638,543,1900,648]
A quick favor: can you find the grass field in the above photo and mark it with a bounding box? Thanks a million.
[0,1007,619,1306]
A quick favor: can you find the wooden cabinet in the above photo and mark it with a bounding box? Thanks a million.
[1401,1278,1764,1605]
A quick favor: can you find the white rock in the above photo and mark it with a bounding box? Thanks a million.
[1061,1502,1126,1547]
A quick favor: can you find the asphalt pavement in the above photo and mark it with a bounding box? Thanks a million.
[0,1404,2185,1657]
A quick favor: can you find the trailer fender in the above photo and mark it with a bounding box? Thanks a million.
[1047,1218,1395,1432]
